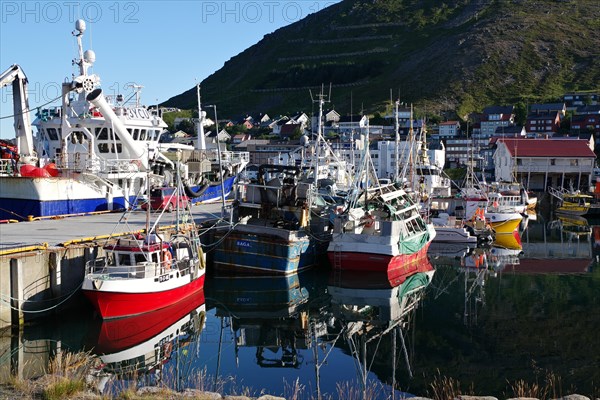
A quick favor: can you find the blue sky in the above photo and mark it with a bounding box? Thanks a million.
[0,0,340,139]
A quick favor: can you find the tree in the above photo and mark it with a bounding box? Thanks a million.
[176,119,196,135]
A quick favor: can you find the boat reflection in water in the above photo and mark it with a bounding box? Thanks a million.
[207,259,434,399]
[325,259,435,399]
[206,269,328,372]
[86,291,206,394]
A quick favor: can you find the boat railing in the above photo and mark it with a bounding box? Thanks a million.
[195,149,250,166]
[86,258,165,279]
[54,155,142,174]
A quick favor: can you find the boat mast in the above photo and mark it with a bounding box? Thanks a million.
[408,105,415,190]
[207,104,227,220]
[311,84,330,194]
[196,84,206,151]
[394,100,400,182]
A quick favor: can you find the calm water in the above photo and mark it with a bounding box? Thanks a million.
[1,213,599,399]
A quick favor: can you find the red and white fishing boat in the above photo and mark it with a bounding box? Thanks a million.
[328,183,435,279]
[82,182,206,319]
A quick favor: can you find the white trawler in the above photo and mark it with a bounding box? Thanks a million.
[0,19,248,221]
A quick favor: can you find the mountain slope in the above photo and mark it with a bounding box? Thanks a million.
[163,0,600,120]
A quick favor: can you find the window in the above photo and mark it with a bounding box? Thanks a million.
[571,159,578,166]
[46,128,59,140]
[550,159,556,166]
[517,159,522,165]
[95,127,109,140]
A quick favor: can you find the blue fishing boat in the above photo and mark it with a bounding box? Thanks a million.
[210,164,330,275]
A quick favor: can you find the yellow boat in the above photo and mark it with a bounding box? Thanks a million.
[487,211,522,234]
[556,193,600,216]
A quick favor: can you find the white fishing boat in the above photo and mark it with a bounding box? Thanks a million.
[0,20,246,221]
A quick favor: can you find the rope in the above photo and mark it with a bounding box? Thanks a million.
[0,282,83,314]
[0,94,62,120]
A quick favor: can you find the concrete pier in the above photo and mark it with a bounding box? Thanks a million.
[0,203,225,330]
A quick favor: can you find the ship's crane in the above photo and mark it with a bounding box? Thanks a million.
[0,64,36,163]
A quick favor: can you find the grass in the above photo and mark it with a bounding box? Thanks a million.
[42,378,87,400]
[2,349,599,399]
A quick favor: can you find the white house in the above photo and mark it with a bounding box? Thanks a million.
[437,121,461,138]
[493,138,596,191]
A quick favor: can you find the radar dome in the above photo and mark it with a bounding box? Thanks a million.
[84,50,96,64]
[75,19,86,33]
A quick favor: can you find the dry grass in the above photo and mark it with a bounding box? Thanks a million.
[429,370,463,400]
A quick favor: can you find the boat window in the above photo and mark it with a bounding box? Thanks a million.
[118,253,132,266]
[98,143,109,153]
[46,128,59,140]
[133,129,140,140]
[151,252,160,264]
[110,143,123,153]
[95,127,109,140]
[140,129,147,141]
[134,254,147,264]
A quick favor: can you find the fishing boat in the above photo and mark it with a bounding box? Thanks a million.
[209,96,333,275]
[550,189,600,217]
[82,175,206,319]
[327,182,435,278]
[0,20,245,221]
[210,164,330,275]
[327,124,435,279]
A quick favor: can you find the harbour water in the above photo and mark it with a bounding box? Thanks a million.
[1,212,599,399]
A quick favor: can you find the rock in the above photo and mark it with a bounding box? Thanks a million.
[505,398,540,400]
[180,389,222,399]
[224,396,252,400]
[551,396,591,400]
[458,396,499,400]
[257,396,286,400]
[137,386,172,395]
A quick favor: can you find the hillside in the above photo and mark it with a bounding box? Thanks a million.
[162,0,600,121]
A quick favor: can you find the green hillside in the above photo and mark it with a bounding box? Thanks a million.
[162,0,600,120]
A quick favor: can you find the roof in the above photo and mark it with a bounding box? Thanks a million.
[576,105,600,114]
[494,126,524,135]
[527,111,560,120]
[439,121,460,126]
[530,103,565,112]
[483,105,514,115]
[497,138,595,158]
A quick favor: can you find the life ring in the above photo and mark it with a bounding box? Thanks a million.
[163,250,172,270]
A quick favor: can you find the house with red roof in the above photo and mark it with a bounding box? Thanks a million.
[493,138,596,191]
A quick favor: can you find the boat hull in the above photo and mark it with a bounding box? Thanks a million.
[0,176,138,220]
[490,217,522,234]
[212,230,321,275]
[327,241,431,286]
[188,175,236,204]
[432,226,478,243]
[91,290,205,355]
[82,274,205,319]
